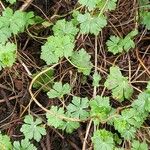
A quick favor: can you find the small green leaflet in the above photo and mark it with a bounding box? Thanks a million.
[41,35,74,64]
[140,11,150,30]
[92,129,115,150]
[13,139,37,150]
[77,12,107,35]
[121,127,136,141]
[121,30,138,51]
[59,120,80,133]
[0,8,35,43]
[71,10,80,26]
[32,69,54,92]
[6,0,16,4]
[78,0,117,12]
[121,108,147,128]
[67,96,89,119]
[46,106,80,133]
[113,133,122,145]
[70,48,93,75]
[106,30,138,54]
[0,132,12,150]
[97,0,117,12]
[0,42,16,70]
[47,82,71,98]
[113,115,129,134]
[106,36,123,54]
[104,66,133,101]
[131,140,148,150]
[78,0,99,11]
[52,19,78,41]
[92,72,101,87]
[20,115,46,142]
[132,91,150,113]
[59,112,80,133]
[46,106,65,128]
[90,96,112,125]
[113,115,136,140]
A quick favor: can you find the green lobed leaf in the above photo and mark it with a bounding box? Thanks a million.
[41,35,74,64]
[104,66,133,101]
[67,96,89,120]
[92,129,115,150]
[0,132,12,150]
[46,106,65,128]
[78,0,99,11]
[0,42,16,70]
[92,72,101,87]
[120,30,138,51]
[140,11,150,30]
[97,0,117,12]
[70,48,93,75]
[77,12,107,35]
[59,120,80,133]
[71,10,80,26]
[106,35,123,55]
[59,112,80,133]
[47,82,71,98]
[90,96,112,125]
[131,140,148,150]
[106,30,138,54]
[20,115,46,142]
[13,139,37,150]
[113,115,136,140]
[121,108,147,128]
[52,19,78,41]
[132,91,150,113]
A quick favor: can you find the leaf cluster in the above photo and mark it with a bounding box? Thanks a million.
[112,90,150,140]
[0,7,36,70]
[41,19,93,75]
[46,94,90,133]
[0,115,46,150]
[90,96,112,125]
[0,8,35,44]
[106,30,138,54]
[47,82,71,98]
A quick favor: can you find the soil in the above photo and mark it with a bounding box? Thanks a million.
[0,0,150,149]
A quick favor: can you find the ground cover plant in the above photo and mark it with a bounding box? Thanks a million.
[0,0,150,149]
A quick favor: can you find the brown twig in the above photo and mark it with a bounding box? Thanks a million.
[135,48,150,76]
[19,0,34,11]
